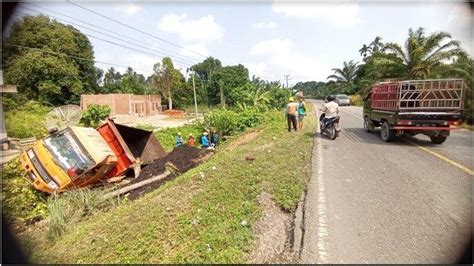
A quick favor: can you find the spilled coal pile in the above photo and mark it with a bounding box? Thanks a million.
[127,146,213,200]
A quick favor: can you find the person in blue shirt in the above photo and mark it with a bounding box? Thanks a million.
[211,130,219,147]
[201,131,210,148]
[175,132,183,147]
[297,97,306,129]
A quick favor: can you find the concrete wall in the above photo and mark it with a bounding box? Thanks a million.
[80,94,161,116]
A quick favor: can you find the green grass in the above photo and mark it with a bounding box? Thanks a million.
[461,123,474,131]
[19,104,316,263]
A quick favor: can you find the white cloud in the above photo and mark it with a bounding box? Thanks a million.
[249,38,330,82]
[252,21,277,30]
[246,62,268,78]
[447,4,472,54]
[158,14,224,44]
[116,4,143,16]
[272,2,360,27]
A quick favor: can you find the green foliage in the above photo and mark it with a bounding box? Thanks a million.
[150,57,186,109]
[327,60,360,83]
[80,104,111,128]
[349,94,364,106]
[204,109,240,136]
[2,15,98,105]
[1,159,48,222]
[46,188,120,239]
[4,101,51,138]
[236,108,265,130]
[209,64,249,106]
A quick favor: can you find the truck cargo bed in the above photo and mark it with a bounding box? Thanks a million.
[97,119,166,177]
[371,79,464,112]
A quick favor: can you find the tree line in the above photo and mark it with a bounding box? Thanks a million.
[2,15,290,111]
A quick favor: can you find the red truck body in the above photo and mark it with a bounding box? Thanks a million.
[363,79,464,143]
[97,119,167,178]
[370,79,464,111]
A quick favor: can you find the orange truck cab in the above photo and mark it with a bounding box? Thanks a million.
[20,119,166,194]
[20,126,117,193]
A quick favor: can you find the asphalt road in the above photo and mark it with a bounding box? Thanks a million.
[300,100,472,263]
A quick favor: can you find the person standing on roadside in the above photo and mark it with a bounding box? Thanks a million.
[286,97,299,132]
[297,97,306,129]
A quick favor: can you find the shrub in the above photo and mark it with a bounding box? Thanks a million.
[80,104,111,128]
[350,94,364,106]
[204,109,240,136]
[4,101,51,139]
[1,158,48,222]
[237,108,265,131]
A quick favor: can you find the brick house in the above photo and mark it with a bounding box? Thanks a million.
[80,94,162,116]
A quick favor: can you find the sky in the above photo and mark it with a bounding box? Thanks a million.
[10,1,473,86]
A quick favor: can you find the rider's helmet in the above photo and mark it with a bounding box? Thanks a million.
[289,97,295,102]
[327,95,335,102]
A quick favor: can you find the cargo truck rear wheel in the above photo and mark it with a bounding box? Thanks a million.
[430,135,447,144]
[364,117,373,132]
[381,122,395,142]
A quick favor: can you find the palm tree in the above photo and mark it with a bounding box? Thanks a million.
[359,36,383,61]
[327,60,360,83]
[377,27,461,79]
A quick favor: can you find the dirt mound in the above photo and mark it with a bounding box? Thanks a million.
[127,146,212,200]
[163,109,185,117]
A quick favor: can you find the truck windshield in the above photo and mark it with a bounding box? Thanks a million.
[44,130,94,174]
[337,95,348,99]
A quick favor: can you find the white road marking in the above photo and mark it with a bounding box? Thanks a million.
[315,106,329,263]
[339,106,474,176]
[339,108,364,121]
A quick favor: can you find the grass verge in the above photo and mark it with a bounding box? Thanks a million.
[461,123,474,131]
[18,103,316,263]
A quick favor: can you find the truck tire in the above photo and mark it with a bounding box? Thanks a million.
[430,135,447,144]
[363,117,373,132]
[381,122,395,142]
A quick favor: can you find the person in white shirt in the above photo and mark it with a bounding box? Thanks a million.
[320,95,339,128]
[286,97,299,132]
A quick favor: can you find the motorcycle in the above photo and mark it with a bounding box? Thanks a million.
[319,113,341,140]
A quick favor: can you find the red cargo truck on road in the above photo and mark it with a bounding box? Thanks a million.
[363,79,464,144]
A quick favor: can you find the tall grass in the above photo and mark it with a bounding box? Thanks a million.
[46,187,120,239]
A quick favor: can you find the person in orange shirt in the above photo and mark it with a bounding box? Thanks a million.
[187,133,195,147]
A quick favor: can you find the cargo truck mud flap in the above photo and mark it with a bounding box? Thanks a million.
[97,119,167,177]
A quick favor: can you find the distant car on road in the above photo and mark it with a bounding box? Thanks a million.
[335,94,350,106]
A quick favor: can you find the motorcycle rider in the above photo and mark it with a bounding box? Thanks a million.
[320,95,339,129]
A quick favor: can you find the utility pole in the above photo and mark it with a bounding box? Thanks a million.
[283,74,292,89]
[191,71,198,119]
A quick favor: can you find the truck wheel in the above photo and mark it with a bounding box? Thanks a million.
[381,122,395,142]
[430,135,447,144]
[363,117,373,132]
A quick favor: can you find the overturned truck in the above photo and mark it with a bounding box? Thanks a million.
[20,119,166,193]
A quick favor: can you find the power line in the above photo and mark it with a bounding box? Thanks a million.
[22,3,199,64]
[13,10,195,67]
[3,42,153,74]
[66,0,208,58]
